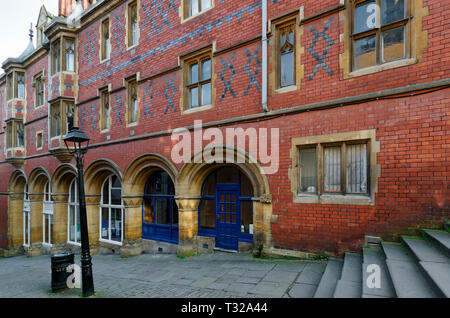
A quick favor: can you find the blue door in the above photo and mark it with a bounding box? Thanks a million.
[216,185,240,251]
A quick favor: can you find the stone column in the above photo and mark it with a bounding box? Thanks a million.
[121,196,143,257]
[85,194,101,255]
[28,193,43,257]
[51,194,69,254]
[7,193,25,256]
[175,196,201,257]
[254,194,274,257]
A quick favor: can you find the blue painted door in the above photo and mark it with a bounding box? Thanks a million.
[216,186,240,251]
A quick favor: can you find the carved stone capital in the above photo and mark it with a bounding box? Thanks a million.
[175,196,201,210]
[6,157,25,169]
[260,193,272,204]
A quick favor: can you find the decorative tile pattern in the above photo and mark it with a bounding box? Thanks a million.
[112,4,126,57]
[142,0,178,40]
[80,27,98,71]
[78,104,88,132]
[244,44,262,95]
[164,74,177,114]
[89,103,98,133]
[219,52,237,101]
[80,2,263,87]
[307,17,335,81]
[113,94,124,127]
[142,82,153,120]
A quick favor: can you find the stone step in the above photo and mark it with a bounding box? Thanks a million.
[382,242,438,298]
[419,261,450,298]
[362,247,396,298]
[314,257,343,298]
[423,230,450,258]
[401,236,450,264]
[333,253,362,298]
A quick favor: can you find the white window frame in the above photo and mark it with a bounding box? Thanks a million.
[67,179,81,246]
[42,181,54,246]
[23,185,31,247]
[99,175,124,246]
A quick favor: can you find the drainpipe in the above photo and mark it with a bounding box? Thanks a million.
[261,0,269,112]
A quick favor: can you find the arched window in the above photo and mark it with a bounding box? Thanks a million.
[198,167,254,250]
[100,175,124,244]
[142,171,178,243]
[68,179,81,245]
[43,181,54,246]
[23,184,30,247]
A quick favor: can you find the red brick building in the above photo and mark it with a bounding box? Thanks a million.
[0,0,448,258]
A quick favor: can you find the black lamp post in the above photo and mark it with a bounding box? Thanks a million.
[63,115,95,297]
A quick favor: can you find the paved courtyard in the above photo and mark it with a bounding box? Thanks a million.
[0,252,327,298]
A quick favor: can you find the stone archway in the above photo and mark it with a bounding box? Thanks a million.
[27,167,51,256]
[176,145,273,256]
[7,170,27,256]
[122,153,179,257]
[51,164,77,254]
[83,159,124,255]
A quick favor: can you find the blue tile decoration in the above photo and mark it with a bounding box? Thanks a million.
[89,103,98,133]
[142,0,178,40]
[80,27,98,71]
[79,1,264,88]
[142,81,153,120]
[244,44,262,95]
[219,52,237,101]
[164,74,177,114]
[78,104,88,132]
[307,17,335,81]
[113,94,124,127]
[112,4,126,58]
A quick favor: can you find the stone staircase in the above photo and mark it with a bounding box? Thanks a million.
[314,227,450,298]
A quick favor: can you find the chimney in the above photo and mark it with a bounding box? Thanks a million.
[59,0,97,18]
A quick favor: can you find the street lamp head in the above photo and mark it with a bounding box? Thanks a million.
[63,122,90,157]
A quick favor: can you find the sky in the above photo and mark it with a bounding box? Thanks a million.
[0,0,59,66]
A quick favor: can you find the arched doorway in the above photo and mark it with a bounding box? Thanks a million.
[142,171,178,244]
[198,166,254,251]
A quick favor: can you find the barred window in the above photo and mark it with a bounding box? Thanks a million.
[298,141,369,196]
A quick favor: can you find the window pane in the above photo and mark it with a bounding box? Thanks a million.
[69,206,76,241]
[172,202,179,226]
[111,208,122,242]
[382,26,405,62]
[241,201,253,234]
[199,199,215,230]
[382,0,405,25]
[76,208,81,241]
[132,98,138,123]
[143,198,154,223]
[111,188,122,205]
[101,208,109,240]
[216,167,239,184]
[281,52,294,87]
[201,83,211,105]
[354,1,377,34]
[240,173,254,197]
[299,148,317,193]
[190,0,199,16]
[201,59,211,81]
[346,144,368,194]
[102,181,109,204]
[155,199,170,225]
[44,216,50,244]
[354,35,376,69]
[201,0,210,11]
[190,63,199,84]
[324,146,341,192]
[202,173,215,196]
[190,87,199,108]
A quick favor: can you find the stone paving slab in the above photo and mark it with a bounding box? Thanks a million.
[0,253,326,298]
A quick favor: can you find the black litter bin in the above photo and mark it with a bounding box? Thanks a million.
[51,253,75,292]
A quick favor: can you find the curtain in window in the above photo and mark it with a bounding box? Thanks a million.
[346,144,368,194]
[324,147,341,192]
